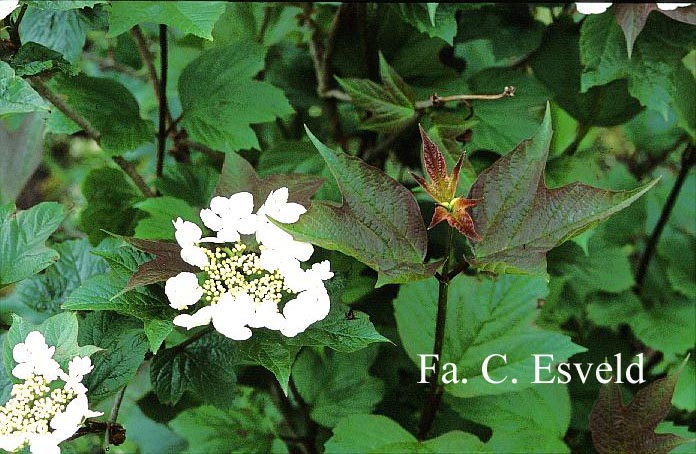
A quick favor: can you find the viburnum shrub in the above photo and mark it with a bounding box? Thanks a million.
[0,2,694,454]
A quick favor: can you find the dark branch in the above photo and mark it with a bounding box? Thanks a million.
[635,145,696,293]
[157,24,169,179]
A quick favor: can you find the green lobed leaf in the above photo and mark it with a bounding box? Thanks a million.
[292,346,384,428]
[280,130,437,287]
[178,43,293,153]
[234,330,300,395]
[3,312,100,379]
[552,238,635,302]
[454,5,544,78]
[590,362,691,454]
[337,53,416,133]
[586,292,695,359]
[134,196,199,240]
[288,305,389,353]
[63,242,177,324]
[79,167,143,244]
[18,6,95,62]
[78,312,149,402]
[48,75,154,155]
[448,385,572,453]
[530,18,643,127]
[0,61,49,115]
[0,239,108,322]
[394,274,586,398]
[143,319,173,354]
[324,414,489,453]
[0,113,45,204]
[11,42,77,77]
[108,1,227,40]
[463,68,549,154]
[169,387,282,454]
[394,4,458,44]
[0,202,65,288]
[157,162,218,209]
[580,12,696,138]
[22,1,107,10]
[150,331,239,408]
[467,105,658,275]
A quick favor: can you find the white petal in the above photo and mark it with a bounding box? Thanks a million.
[200,208,224,231]
[280,290,329,337]
[209,196,230,214]
[228,192,254,215]
[68,356,93,378]
[28,435,60,454]
[165,272,204,309]
[11,361,33,380]
[173,306,214,329]
[656,3,691,10]
[180,246,209,268]
[248,299,285,330]
[235,213,258,235]
[216,226,241,243]
[211,293,255,340]
[0,433,26,452]
[173,218,203,247]
[575,2,612,14]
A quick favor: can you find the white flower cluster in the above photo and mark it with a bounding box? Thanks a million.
[165,187,333,340]
[575,2,692,15]
[0,332,102,454]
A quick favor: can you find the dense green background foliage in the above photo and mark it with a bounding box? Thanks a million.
[0,2,694,453]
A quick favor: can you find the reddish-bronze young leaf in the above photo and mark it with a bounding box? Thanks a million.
[467,104,658,275]
[413,125,464,203]
[428,198,481,241]
[412,126,481,242]
[590,363,693,454]
[120,236,198,291]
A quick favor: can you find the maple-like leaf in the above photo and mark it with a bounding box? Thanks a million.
[412,126,481,242]
[590,361,693,454]
[467,104,658,275]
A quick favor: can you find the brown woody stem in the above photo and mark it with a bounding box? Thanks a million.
[417,225,454,440]
[29,77,155,197]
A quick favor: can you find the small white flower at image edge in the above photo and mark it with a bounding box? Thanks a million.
[575,2,613,15]
[656,3,692,10]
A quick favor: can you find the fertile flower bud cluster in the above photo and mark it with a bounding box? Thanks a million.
[0,331,102,454]
[166,187,333,340]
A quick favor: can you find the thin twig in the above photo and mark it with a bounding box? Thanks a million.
[29,77,156,197]
[113,156,156,197]
[290,377,318,454]
[30,77,101,140]
[268,378,309,454]
[415,86,516,109]
[102,386,127,453]
[319,86,516,110]
[417,226,454,440]
[156,24,168,179]
[301,3,346,149]
[132,25,175,130]
[635,146,696,294]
